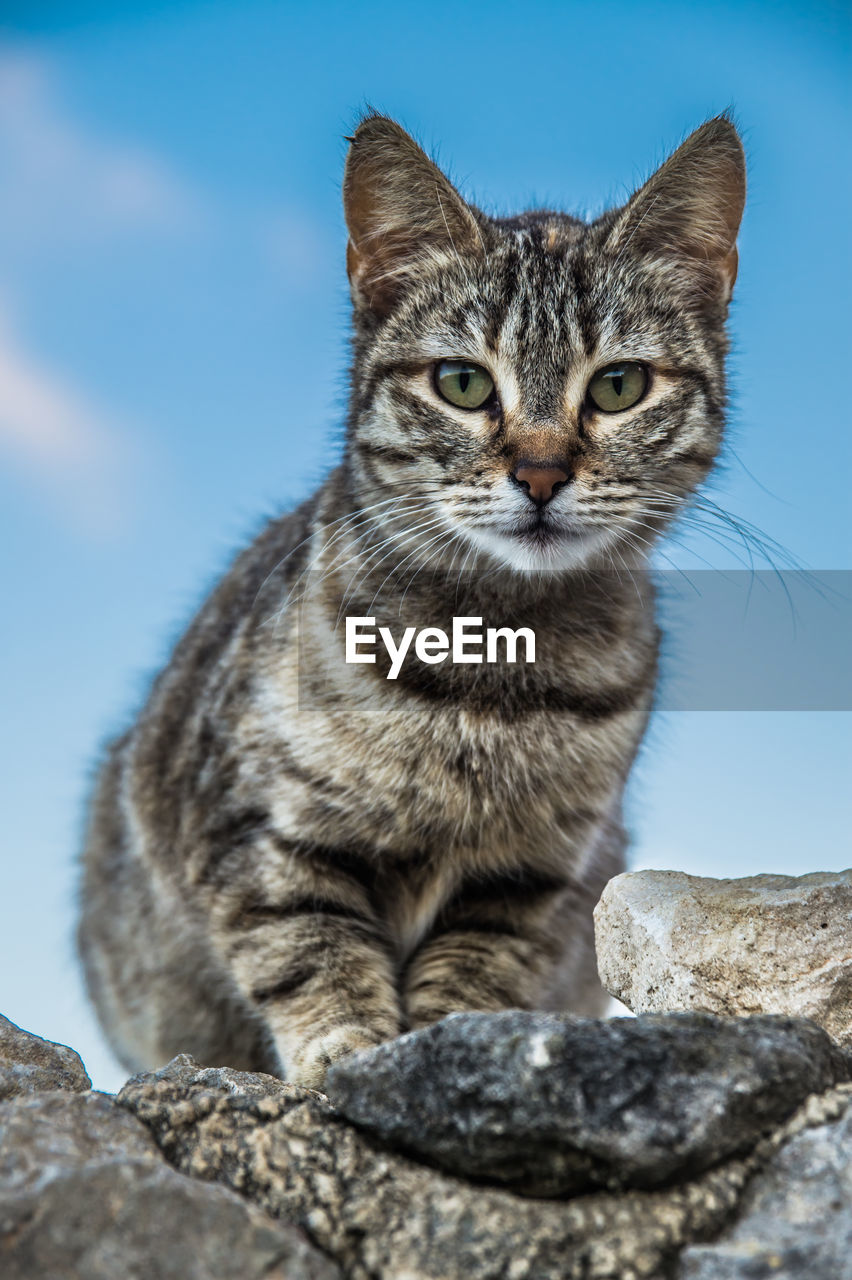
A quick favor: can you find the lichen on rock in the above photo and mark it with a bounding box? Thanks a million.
[116,1050,759,1279]
[114,1017,851,1280]
[677,1083,852,1280]
[0,1069,339,1278]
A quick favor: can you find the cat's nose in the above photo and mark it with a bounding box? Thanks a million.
[512,464,570,505]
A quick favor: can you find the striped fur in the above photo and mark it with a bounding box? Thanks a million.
[78,113,745,1086]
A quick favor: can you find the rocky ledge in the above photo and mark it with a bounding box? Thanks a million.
[2,866,850,1279]
[1,1009,850,1279]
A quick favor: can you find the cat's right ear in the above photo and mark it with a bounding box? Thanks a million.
[343,114,484,317]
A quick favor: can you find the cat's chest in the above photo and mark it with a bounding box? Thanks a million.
[248,587,653,858]
[255,658,633,860]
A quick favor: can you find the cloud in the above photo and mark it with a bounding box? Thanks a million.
[0,44,333,282]
[0,306,134,534]
[0,48,199,248]
[0,310,105,464]
[0,46,328,534]
[0,48,191,533]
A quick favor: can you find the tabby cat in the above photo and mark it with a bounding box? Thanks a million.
[78,113,745,1087]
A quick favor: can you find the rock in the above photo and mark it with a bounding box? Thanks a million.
[0,1088,338,1279]
[594,869,852,1047]
[678,1084,852,1279]
[117,1049,840,1280]
[0,1087,161,1186]
[325,1010,849,1197]
[0,1012,91,1098]
[4,1005,847,1279]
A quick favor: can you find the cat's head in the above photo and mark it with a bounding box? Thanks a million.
[341,113,745,574]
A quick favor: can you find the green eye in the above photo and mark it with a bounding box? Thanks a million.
[587,362,648,413]
[435,360,495,409]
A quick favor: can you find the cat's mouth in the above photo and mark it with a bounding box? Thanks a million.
[460,514,608,572]
[466,512,600,545]
[513,512,592,545]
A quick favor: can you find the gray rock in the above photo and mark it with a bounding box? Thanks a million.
[0,1087,338,1279]
[678,1085,852,1280]
[594,869,852,1047]
[324,1010,850,1196]
[0,1087,161,1189]
[0,1012,91,1099]
[117,1049,836,1280]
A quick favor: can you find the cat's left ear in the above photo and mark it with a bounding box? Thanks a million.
[343,113,484,317]
[607,116,746,307]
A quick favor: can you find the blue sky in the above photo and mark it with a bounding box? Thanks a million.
[0,0,849,1090]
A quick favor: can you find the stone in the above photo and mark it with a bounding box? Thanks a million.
[117,1049,841,1280]
[0,1012,91,1099]
[678,1084,852,1280]
[0,1087,338,1279]
[4,1005,848,1279]
[594,868,852,1047]
[325,1010,849,1196]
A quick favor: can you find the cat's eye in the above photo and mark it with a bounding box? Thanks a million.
[587,362,648,413]
[434,360,495,410]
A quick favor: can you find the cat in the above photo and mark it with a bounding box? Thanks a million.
[78,112,745,1088]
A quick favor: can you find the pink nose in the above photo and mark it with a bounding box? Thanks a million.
[513,465,570,504]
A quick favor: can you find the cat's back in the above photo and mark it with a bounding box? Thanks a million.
[82,482,327,866]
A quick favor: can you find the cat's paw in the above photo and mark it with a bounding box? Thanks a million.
[285,1024,386,1089]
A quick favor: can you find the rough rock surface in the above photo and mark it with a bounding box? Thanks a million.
[0,1087,339,1279]
[594,868,852,1046]
[325,1009,850,1196]
[3,1004,851,1280]
[117,1050,841,1280]
[678,1085,852,1280]
[0,1012,91,1098]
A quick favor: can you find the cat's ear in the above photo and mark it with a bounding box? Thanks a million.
[343,114,484,316]
[607,116,746,306]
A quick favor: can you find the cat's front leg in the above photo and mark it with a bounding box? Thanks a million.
[247,915,399,1089]
[205,837,401,1088]
[402,867,574,1028]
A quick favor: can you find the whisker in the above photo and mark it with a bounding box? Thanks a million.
[263,507,446,631]
[251,489,441,611]
[363,521,457,618]
[338,516,453,624]
[399,529,465,614]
